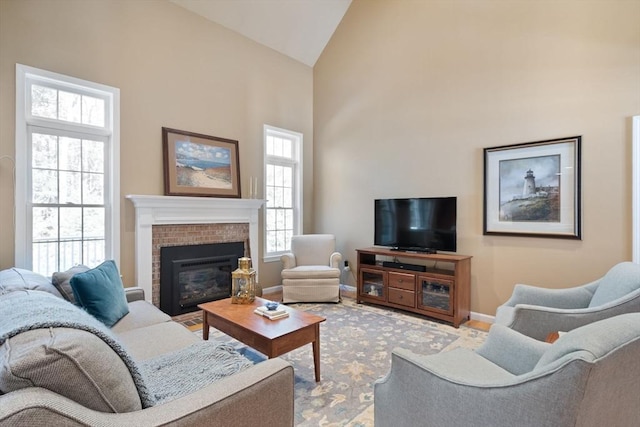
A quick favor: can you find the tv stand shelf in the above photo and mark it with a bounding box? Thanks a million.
[356,247,472,327]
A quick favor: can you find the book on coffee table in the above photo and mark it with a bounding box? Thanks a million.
[254,306,289,320]
[255,305,286,315]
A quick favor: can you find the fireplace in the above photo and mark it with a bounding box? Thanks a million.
[160,242,245,315]
[126,195,264,305]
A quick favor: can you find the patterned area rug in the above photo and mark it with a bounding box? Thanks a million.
[197,299,487,426]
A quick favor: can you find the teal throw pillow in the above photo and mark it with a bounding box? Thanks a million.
[70,260,129,327]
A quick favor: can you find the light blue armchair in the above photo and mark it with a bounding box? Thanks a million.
[494,261,640,340]
[374,313,640,427]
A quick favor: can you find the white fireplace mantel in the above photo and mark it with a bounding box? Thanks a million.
[126,194,264,302]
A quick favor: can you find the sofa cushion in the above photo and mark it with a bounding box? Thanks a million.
[0,327,142,412]
[110,300,172,334]
[588,262,640,308]
[117,321,200,361]
[70,260,129,327]
[0,268,62,298]
[52,265,89,304]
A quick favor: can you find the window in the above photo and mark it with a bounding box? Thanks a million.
[15,64,120,276]
[264,125,302,261]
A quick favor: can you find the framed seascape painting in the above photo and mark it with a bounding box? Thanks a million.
[483,136,581,239]
[162,127,241,198]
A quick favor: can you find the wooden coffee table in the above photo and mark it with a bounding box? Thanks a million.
[198,297,326,382]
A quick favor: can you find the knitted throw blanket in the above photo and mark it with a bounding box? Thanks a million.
[140,341,253,404]
[1,291,255,407]
[0,290,156,408]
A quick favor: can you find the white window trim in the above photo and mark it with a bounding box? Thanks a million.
[263,124,303,263]
[633,115,640,264]
[15,64,120,270]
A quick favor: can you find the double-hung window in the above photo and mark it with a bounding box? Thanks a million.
[15,64,120,276]
[264,125,302,261]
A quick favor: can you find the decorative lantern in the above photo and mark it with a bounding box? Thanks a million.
[231,257,256,304]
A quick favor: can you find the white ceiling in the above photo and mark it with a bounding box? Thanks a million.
[170,0,352,67]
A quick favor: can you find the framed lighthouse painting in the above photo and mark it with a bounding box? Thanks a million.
[483,136,581,239]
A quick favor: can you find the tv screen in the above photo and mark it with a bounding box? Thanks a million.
[374,197,457,253]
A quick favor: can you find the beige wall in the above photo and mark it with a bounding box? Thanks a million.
[0,0,313,288]
[314,0,640,316]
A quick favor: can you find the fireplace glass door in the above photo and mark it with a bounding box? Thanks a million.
[176,257,233,309]
[160,241,244,315]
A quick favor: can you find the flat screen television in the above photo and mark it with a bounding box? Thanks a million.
[374,197,457,253]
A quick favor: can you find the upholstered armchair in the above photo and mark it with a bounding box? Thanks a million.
[374,313,640,427]
[494,261,640,340]
[280,234,342,303]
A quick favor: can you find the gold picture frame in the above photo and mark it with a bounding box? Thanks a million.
[162,127,241,198]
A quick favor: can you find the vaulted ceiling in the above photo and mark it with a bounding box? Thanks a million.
[170,0,352,67]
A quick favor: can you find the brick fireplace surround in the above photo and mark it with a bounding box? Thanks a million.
[151,223,249,307]
[126,195,264,306]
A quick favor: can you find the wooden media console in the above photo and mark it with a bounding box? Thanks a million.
[356,247,472,327]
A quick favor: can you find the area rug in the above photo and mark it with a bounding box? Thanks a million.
[197,299,487,426]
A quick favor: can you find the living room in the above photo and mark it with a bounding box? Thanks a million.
[1,0,638,320]
[1,0,639,424]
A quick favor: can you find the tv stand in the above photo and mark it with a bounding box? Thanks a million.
[356,247,472,327]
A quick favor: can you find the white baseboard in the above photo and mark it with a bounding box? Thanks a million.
[470,311,495,324]
[262,285,282,295]
[263,284,496,324]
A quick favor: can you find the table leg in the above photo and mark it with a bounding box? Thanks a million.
[313,324,321,382]
[202,310,209,341]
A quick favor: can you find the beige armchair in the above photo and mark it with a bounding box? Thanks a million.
[280,234,342,303]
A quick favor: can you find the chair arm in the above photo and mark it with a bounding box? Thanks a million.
[281,253,296,270]
[476,324,550,374]
[504,295,640,341]
[502,281,597,309]
[374,348,584,427]
[124,286,145,303]
[329,252,342,269]
[0,359,294,426]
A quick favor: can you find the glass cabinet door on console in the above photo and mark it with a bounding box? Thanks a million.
[360,268,386,301]
[418,276,454,315]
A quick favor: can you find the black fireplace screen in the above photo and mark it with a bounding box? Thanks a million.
[160,242,244,316]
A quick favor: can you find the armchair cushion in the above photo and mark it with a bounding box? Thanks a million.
[281,265,340,280]
[393,347,514,385]
[70,260,129,327]
[289,234,338,266]
[588,262,640,307]
[476,324,550,375]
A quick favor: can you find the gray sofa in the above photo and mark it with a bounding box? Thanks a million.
[0,268,294,426]
[374,313,640,427]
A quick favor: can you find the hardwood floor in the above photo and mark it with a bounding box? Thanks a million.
[172,285,492,332]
